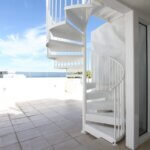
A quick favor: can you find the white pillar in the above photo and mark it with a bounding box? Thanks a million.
[125,10,139,150]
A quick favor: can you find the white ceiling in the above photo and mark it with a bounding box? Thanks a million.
[117,0,150,16]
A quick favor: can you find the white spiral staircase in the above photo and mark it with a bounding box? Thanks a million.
[46,0,125,145]
[86,55,125,144]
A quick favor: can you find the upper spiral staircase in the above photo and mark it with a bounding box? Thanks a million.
[46,0,125,145]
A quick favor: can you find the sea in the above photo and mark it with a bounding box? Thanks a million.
[16,72,66,78]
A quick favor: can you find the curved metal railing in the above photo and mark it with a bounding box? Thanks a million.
[46,0,91,27]
[91,54,125,143]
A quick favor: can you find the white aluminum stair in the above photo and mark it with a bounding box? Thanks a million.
[87,100,114,112]
[46,39,84,52]
[86,112,121,126]
[65,4,92,31]
[46,0,125,144]
[55,64,82,70]
[50,21,83,42]
[48,54,83,61]
[86,90,110,100]
[67,65,82,71]
[87,82,96,90]
[85,122,122,144]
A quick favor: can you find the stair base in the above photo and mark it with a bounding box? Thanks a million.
[84,122,124,144]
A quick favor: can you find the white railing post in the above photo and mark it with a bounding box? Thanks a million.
[121,80,123,135]
[65,0,67,7]
[48,0,91,26]
[118,69,121,136]
[55,0,57,22]
[82,31,86,133]
[82,0,86,4]
[52,0,54,21]
[122,79,125,134]
[59,0,61,21]
[114,87,116,143]
[72,0,73,5]
[46,0,49,32]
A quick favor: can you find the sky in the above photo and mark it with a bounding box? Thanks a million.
[0,0,105,72]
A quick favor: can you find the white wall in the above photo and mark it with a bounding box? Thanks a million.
[91,16,125,65]
[0,78,82,111]
[91,16,125,93]
[125,10,140,150]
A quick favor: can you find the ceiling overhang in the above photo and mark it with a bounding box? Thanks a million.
[117,0,150,17]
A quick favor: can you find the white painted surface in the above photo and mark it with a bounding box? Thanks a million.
[102,0,130,14]
[117,0,150,17]
[87,99,114,111]
[91,16,125,65]
[86,82,96,90]
[82,29,87,133]
[86,112,117,125]
[125,11,140,150]
[0,78,82,111]
[46,39,84,52]
[47,54,83,61]
[86,90,109,100]
[125,9,150,149]
[88,40,125,142]
[85,122,120,143]
[65,4,92,31]
[50,21,83,42]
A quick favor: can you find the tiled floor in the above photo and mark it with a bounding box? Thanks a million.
[0,99,149,150]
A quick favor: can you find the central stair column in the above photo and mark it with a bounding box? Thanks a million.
[82,30,87,133]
